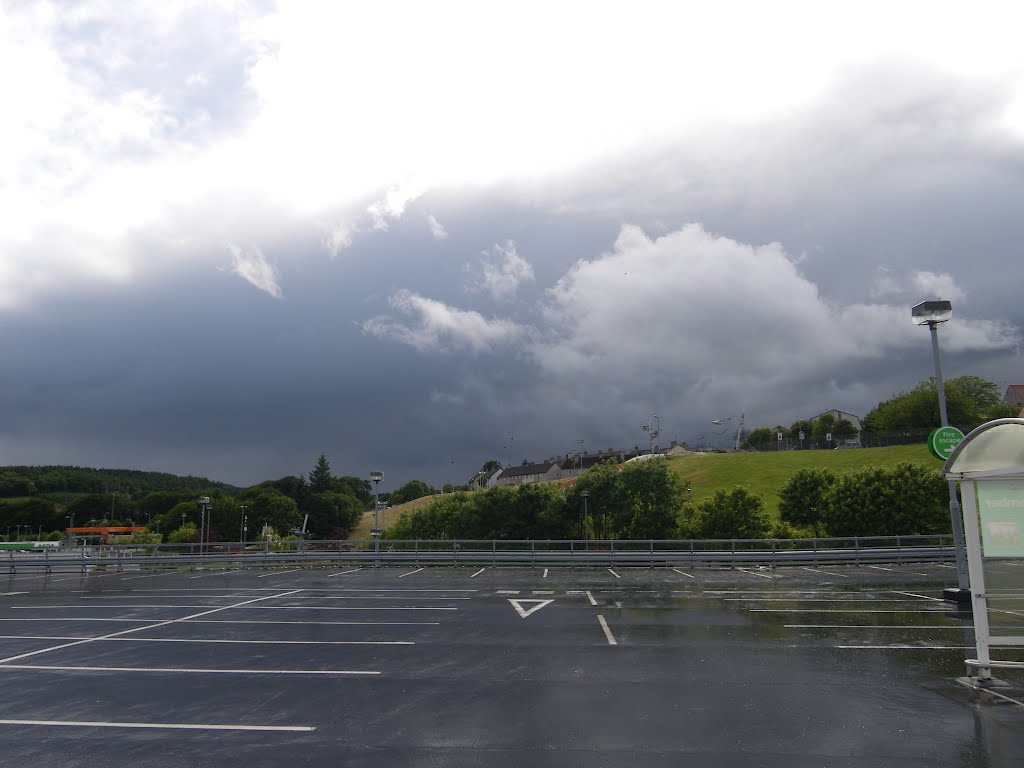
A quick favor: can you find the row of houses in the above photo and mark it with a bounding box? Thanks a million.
[468,389,1023,489]
[467,443,691,489]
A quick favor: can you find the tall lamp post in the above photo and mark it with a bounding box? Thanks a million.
[581,490,590,548]
[239,505,248,545]
[370,471,384,554]
[198,496,211,555]
[642,415,660,455]
[912,300,970,598]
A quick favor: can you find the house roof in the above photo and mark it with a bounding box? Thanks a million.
[1005,384,1024,401]
[501,461,560,478]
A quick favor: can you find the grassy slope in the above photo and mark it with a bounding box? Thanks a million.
[668,444,938,519]
[349,495,438,539]
[354,445,941,535]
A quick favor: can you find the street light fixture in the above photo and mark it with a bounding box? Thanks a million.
[912,299,969,598]
[370,471,384,555]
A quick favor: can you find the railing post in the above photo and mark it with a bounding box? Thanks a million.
[493,539,496,567]
[650,539,654,569]
[570,539,573,569]
[531,539,535,569]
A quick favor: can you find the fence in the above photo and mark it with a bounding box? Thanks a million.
[2,534,955,573]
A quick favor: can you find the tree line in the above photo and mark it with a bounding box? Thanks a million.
[0,455,384,543]
[386,458,953,542]
[741,375,1014,450]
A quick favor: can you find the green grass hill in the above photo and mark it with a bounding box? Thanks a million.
[668,443,938,518]
[367,444,942,536]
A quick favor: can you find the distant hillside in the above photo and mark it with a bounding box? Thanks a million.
[0,465,237,499]
[667,444,938,518]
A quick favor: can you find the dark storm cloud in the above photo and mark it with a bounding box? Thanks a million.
[3,22,1023,491]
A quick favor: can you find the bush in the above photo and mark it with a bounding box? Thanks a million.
[778,468,837,536]
[823,462,950,537]
[680,487,771,539]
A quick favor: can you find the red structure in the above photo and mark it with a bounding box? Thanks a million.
[65,526,148,544]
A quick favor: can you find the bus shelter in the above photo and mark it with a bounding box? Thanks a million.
[943,418,1024,684]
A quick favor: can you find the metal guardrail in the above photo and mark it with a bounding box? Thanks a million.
[1,535,955,573]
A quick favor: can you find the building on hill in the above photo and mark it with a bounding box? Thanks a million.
[559,449,626,478]
[467,466,503,491]
[810,409,863,432]
[493,461,563,486]
[1004,385,1024,408]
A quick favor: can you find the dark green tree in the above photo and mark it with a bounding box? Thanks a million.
[778,468,836,536]
[389,480,435,506]
[744,427,775,449]
[680,487,770,539]
[309,454,333,493]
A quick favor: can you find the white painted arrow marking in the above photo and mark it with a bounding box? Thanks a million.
[508,599,554,619]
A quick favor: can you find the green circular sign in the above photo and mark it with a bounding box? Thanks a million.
[928,426,965,460]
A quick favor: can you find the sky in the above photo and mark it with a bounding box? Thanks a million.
[2,1,1023,490]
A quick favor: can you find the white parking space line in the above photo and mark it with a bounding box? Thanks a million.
[470,568,486,578]
[722,598,931,603]
[0,634,414,645]
[0,589,303,665]
[737,568,776,579]
[11,605,458,612]
[597,615,617,645]
[303,593,479,598]
[543,569,548,578]
[786,625,971,630]
[892,591,943,602]
[672,569,695,578]
[585,591,598,606]
[189,571,241,580]
[0,664,379,676]
[399,569,424,578]
[264,596,472,601]
[748,609,948,613]
[188,619,439,626]
[0,617,155,623]
[836,645,973,650]
[800,567,849,577]
[866,565,930,577]
[121,572,177,581]
[327,569,363,578]
[257,569,301,578]
[608,569,620,579]
[0,718,315,732]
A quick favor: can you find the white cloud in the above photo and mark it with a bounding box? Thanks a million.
[428,214,447,240]
[361,290,522,354]
[911,271,965,303]
[227,244,282,298]
[529,224,1019,410]
[430,389,463,406]
[466,241,535,302]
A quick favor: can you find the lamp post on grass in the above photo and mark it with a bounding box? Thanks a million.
[581,490,590,548]
[912,299,969,598]
[370,471,384,554]
[198,497,211,555]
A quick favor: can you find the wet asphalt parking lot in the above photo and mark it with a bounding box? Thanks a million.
[0,562,1023,767]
